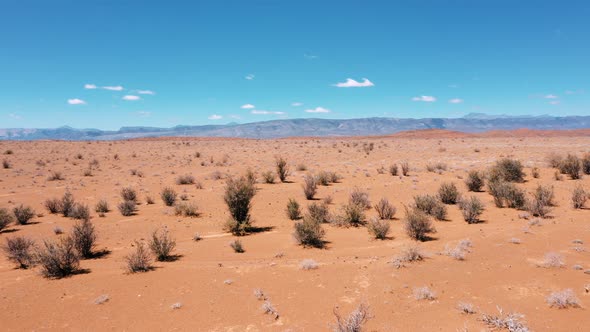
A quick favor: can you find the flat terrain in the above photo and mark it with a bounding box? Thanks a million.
[1,133,589,331]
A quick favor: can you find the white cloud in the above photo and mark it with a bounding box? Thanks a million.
[229,115,241,119]
[449,98,463,104]
[208,114,223,120]
[333,78,374,88]
[68,98,86,105]
[241,103,255,109]
[122,95,141,101]
[136,111,152,117]
[291,102,303,107]
[549,100,560,105]
[305,107,331,113]
[304,54,318,60]
[251,110,285,115]
[245,74,255,80]
[8,113,22,120]
[84,84,97,89]
[102,85,124,91]
[137,90,155,95]
[412,95,437,102]
[448,84,459,88]
[544,94,558,99]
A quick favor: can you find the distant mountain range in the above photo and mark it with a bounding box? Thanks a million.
[1,114,589,140]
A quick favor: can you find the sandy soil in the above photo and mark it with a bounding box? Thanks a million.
[0,132,589,331]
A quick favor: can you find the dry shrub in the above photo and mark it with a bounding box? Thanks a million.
[333,303,370,332]
[306,202,330,223]
[72,219,97,258]
[414,286,436,300]
[2,159,11,169]
[481,307,530,332]
[531,167,540,178]
[69,203,90,220]
[465,170,485,192]
[459,196,484,224]
[302,173,318,200]
[0,208,14,232]
[373,198,396,220]
[176,174,195,185]
[426,162,447,173]
[118,200,136,216]
[275,156,289,182]
[120,187,137,203]
[224,175,256,235]
[293,217,325,248]
[262,300,279,319]
[582,153,590,175]
[174,202,199,217]
[413,194,446,220]
[488,180,526,209]
[438,182,460,204]
[125,240,152,273]
[299,258,318,270]
[161,187,177,206]
[13,204,35,225]
[338,203,366,227]
[489,158,525,183]
[149,228,176,261]
[230,239,244,253]
[47,171,64,181]
[60,191,75,217]
[37,236,80,278]
[261,170,275,184]
[286,198,301,220]
[392,245,424,268]
[2,236,36,268]
[547,153,563,168]
[541,252,565,268]
[401,161,410,176]
[367,217,390,240]
[559,154,582,179]
[95,199,109,213]
[572,185,587,209]
[389,164,398,176]
[349,187,370,209]
[44,198,61,214]
[404,208,435,241]
[546,289,580,309]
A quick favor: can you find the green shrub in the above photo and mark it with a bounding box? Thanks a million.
[224,175,256,235]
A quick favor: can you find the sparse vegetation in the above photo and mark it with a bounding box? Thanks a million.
[572,185,587,209]
[459,196,484,224]
[438,182,460,204]
[275,156,289,182]
[223,175,256,235]
[2,236,36,268]
[582,153,590,175]
[161,187,177,206]
[465,170,485,192]
[367,217,390,239]
[303,173,318,200]
[286,198,301,220]
[404,208,435,241]
[60,191,75,217]
[527,184,554,218]
[373,198,396,220]
[125,240,152,273]
[293,217,325,248]
[413,194,446,220]
[36,236,80,278]
[72,219,97,258]
[149,228,177,261]
[13,204,35,225]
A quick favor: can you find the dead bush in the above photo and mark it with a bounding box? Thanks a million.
[404,208,435,241]
[125,240,152,273]
[373,198,396,220]
[546,289,580,309]
[72,219,97,258]
[438,182,460,204]
[2,236,36,268]
[333,302,370,332]
[149,228,176,261]
[36,236,80,278]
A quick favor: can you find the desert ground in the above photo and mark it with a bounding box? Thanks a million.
[0,130,589,331]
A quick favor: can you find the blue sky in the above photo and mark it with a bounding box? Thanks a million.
[1,0,589,130]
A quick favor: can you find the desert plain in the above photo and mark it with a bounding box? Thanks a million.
[0,130,589,331]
